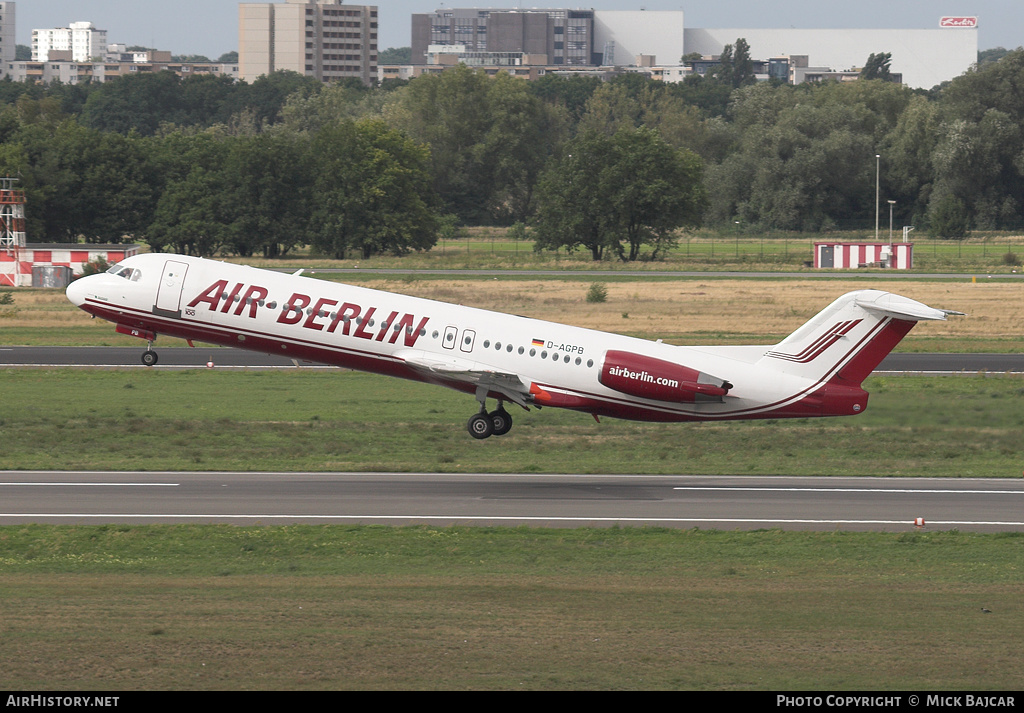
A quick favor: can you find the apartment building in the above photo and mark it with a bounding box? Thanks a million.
[239,0,378,85]
[32,21,107,62]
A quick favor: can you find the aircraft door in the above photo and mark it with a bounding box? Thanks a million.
[154,259,189,318]
[442,325,458,350]
[460,329,476,353]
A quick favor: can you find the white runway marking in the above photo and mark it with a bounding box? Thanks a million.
[2,513,1023,528]
[0,483,179,487]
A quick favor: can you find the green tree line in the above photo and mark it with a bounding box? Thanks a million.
[0,47,1021,259]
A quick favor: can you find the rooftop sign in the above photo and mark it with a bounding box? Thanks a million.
[939,17,978,28]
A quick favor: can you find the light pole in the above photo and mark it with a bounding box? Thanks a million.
[888,200,896,241]
[874,154,880,241]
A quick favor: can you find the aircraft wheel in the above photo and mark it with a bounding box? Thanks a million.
[467,413,494,440]
[141,350,158,367]
[489,409,513,436]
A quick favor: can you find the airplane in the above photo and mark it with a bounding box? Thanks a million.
[66,253,960,439]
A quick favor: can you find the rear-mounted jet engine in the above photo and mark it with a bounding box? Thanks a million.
[599,350,732,404]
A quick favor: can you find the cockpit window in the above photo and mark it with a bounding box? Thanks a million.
[106,263,141,281]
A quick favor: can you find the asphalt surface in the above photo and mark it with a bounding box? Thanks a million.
[2,346,1023,373]
[2,472,1022,531]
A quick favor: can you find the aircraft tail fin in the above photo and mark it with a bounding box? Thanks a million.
[757,290,954,393]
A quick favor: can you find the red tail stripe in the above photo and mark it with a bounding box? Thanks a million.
[765,319,861,363]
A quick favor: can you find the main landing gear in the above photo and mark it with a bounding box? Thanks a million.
[467,395,514,440]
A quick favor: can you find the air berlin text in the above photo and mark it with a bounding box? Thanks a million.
[187,280,429,347]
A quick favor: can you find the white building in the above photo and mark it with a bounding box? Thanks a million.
[32,21,108,63]
[592,11,684,70]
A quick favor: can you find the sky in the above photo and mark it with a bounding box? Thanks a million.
[15,1,1024,59]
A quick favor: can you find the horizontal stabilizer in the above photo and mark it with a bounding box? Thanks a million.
[854,292,953,322]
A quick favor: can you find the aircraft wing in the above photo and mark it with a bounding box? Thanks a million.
[395,349,533,408]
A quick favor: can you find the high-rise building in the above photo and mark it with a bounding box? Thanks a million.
[412,8,597,66]
[32,21,107,62]
[239,0,378,85]
[0,2,14,67]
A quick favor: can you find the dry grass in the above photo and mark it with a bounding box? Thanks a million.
[345,278,1023,344]
[4,278,1020,348]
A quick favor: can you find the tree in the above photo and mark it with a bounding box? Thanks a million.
[928,194,969,238]
[385,65,495,222]
[931,49,1024,229]
[731,38,757,89]
[308,119,440,259]
[387,65,564,224]
[147,133,233,256]
[879,94,940,223]
[229,70,323,129]
[279,81,387,133]
[709,38,756,89]
[576,82,647,136]
[219,131,312,257]
[378,47,412,64]
[148,165,232,256]
[534,128,706,261]
[179,74,240,127]
[861,53,893,81]
[79,71,186,135]
[3,119,159,242]
[480,72,567,223]
[704,84,883,230]
[528,74,601,123]
[666,74,732,118]
[533,132,615,260]
[712,43,735,88]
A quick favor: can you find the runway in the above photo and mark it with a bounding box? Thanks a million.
[2,471,1023,532]
[3,346,1024,373]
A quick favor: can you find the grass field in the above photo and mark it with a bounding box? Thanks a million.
[2,369,1022,477]
[2,525,1023,690]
